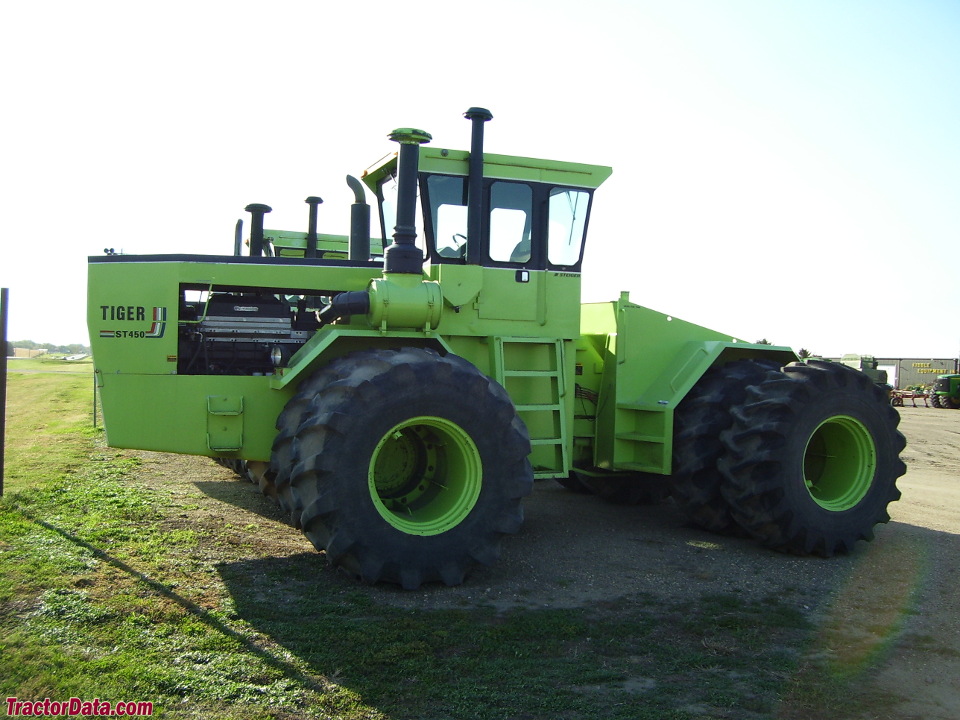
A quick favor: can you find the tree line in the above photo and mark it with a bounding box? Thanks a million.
[6,340,92,356]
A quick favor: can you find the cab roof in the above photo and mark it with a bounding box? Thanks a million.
[362,147,612,192]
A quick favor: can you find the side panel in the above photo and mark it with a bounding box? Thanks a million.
[430,265,582,341]
[96,374,289,460]
[88,263,181,375]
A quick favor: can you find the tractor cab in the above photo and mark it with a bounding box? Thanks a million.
[361,127,611,274]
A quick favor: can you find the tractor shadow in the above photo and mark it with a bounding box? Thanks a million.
[192,478,291,524]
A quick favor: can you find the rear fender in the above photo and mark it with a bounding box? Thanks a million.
[595,333,796,475]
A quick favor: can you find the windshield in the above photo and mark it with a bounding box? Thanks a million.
[391,171,593,269]
[547,188,590,266]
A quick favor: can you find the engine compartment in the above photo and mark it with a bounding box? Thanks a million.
[177,290,320,375]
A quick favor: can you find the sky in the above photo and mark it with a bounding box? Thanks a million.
[2,0,958,359]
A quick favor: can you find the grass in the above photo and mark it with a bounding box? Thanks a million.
[2,370,95,492]
[5,355,94,373]
[0,370,894,719]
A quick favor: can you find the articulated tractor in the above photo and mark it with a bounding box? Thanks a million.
[88,108,906,589]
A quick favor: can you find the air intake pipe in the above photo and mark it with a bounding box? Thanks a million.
[383,128,431,274]
[318,290,370,323]
[463,107,492,265]
[319,123,447,331]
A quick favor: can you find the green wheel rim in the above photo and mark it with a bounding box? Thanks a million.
[802,415,877,511]
[368,416,482,535]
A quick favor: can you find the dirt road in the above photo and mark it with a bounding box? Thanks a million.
[136,405,960,719]
[857,408,960,720]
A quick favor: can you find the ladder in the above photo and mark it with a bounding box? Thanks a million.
[492,337,568,479]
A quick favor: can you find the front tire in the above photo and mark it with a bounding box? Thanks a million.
[287,347,533,589]
[719,360,905,556]
[270,360,360,526]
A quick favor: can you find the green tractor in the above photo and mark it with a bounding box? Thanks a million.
[87,108,906,589]
[840,354,888,386]
[840,354,893,400]
[930,374,960,409]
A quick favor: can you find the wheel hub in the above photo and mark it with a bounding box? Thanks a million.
[369,416,482,535]
[802,415,877,511]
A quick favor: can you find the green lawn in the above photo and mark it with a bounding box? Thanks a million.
[5,355,94,373]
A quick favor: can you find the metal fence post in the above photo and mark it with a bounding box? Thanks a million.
[1,288,8,495]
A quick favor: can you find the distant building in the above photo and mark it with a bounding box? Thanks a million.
[13,347,47,358]
[829,356,958,389]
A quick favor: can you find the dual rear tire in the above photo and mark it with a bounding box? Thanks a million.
[670,359,780,534]
[673,359,905,556]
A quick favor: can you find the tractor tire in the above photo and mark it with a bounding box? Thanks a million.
[287,347,533,589]
[942,395,960,410]
[575,469,668,505]
[270,361,359,527]
[555,474,595,494]
[214,457,244,475]
[719,360,906,557]
[215,458,272,496]
[670,358,781,535]
[929,392,943,409]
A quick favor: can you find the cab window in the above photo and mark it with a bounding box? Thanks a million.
[427,175,468,259]
[489,182,532,263]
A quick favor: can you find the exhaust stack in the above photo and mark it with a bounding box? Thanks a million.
[304,196,323,258]
[233,219,243,256]
[463,107,492,265]
[244,203,271,257]
[346,175,371,261]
